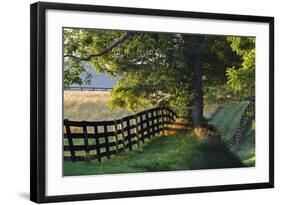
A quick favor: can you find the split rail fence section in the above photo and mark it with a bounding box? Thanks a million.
[64,107,177,161]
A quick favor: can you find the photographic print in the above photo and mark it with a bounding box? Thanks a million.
[63,28,256,176]
[30,2,273,202]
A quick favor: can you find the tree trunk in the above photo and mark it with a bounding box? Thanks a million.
[183,35,205,127]
[191,61,203,127]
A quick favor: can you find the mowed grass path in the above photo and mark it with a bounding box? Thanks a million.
[208,101,255,166]
[64,133,244,176]
[208,101,249,140]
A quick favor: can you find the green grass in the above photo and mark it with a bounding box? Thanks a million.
[64,133,244,176]
[207,101,255,166]
[64,94,253,175]
[203,103,221,120]
[208,101,249,140]
[234,119,255,166]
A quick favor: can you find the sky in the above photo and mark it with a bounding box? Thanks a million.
[70,63,117,88]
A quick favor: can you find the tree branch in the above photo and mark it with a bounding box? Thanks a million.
[64,33,134,61]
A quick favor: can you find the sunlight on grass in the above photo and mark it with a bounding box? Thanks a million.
[209,101,249,140]
[204,104,221,120]
[64,90,132,121]
[243,156,255,166]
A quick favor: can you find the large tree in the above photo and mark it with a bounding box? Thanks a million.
[64,29,241,127]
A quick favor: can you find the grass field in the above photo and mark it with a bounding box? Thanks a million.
[63,92,253,176]
[208,101,249,140]
[64,133,244,176]
[64,90,132,121]
[207,101,255,166]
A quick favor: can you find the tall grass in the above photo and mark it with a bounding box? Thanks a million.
[64,90,133,121]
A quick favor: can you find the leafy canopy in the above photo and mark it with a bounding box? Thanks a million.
[226,37,255,97]
[64,28,250,116]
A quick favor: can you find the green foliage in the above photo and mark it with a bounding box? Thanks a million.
[63,29,94,88]
[64,28,251,116]
[226,37,255,97]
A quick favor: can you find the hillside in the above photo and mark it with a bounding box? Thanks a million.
[206,101,255,166]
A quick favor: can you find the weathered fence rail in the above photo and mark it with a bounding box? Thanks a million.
[66,86,113,91]
[64,107,177,162]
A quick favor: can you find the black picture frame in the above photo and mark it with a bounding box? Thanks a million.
[30,1,274,203]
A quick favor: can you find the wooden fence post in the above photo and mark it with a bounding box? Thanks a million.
[82,121,90,159]
[114,119,119,154]
[120,119,125,150]
[104,125,110,159]
[156,109,160,134]
[94,124,101,162]
[151,110,156,136]
[140,114,145,143]
[64,119,75,161]
[161,108,165,132]
[167,109,172,123]
[127,119,133,151]
[164,109,167,121]
[134,115,140,147]
[145,111,151,139]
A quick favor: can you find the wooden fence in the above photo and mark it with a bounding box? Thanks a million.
[228,98,255,148]
[66,86,113,91]
[64,107,177,162]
